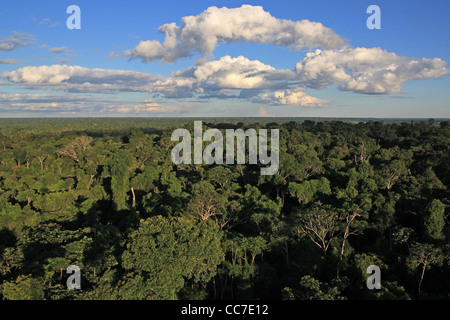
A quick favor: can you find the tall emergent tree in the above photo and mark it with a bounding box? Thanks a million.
[108,150,133,210]
[424,199,446,241]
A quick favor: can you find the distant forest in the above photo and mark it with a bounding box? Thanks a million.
[0,118,449,300]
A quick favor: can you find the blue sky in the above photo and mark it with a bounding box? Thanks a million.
[0,0,449,118]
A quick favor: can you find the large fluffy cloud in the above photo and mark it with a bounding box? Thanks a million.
[295,47,450,94]
[165,55,295,92]
[124,5,345,63]
[145,55,304,101]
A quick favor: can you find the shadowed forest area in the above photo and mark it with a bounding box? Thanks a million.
[0,118,449,300]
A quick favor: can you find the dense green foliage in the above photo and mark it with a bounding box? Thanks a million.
[0,118,449,300]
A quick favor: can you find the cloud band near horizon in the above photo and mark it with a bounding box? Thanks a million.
[2,47,448,108]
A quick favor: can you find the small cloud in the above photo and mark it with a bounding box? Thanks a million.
[54,57,72,64]
[253,88,328,107]
[0,31,37,51]
[99,101,180,115]
[64,49,77,57]
[39,18,51,25]
[106,51,121,59]
[134,100,166,112]
[38,18,60,28]
[0,59,19,65]
[48,46,67,54]
[116,107,133,113]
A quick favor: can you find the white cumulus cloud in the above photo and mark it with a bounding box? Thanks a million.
[124,5,345,63]
[144,55,296,98]
[295,47,450,94]
[253,88,327,107]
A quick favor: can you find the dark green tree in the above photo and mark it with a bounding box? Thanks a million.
[121,215,224,299]
[424,199,446,241]
[108,150,133,210]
